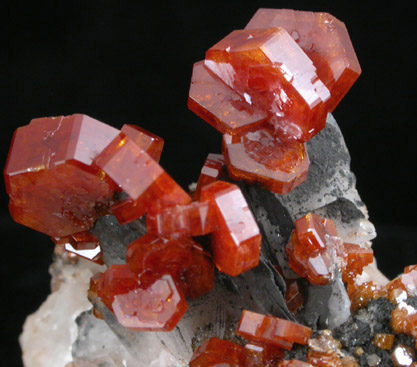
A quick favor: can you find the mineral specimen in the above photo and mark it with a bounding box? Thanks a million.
[7,7,416,367]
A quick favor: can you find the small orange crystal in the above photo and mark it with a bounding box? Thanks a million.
[277,361,313,367]
[223,129,309,194]
[237,310,312,350]
[373,333,395,350]
[200,181,261,276]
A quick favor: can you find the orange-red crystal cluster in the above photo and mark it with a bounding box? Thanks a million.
[190,310,312,367]
[188,8,361,195]
[5,112,263,331]
[286,213,374,286]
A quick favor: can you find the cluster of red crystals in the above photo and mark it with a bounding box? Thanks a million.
[347,281,387,311]
[188,9,361,196]
[386,265,417,299]
[52,231,103,264]
[91,264,187,331]
[286,213,373,286]
[205,27,330,143]
[200,181,262,276]
[126,234,214,299]
[237,310,312,350]
[278,361,313,367]
[245,9,361,112]
[391,303,417,339]
[4,114,119,237]
[94,133,191,224]
[223,129,309,194]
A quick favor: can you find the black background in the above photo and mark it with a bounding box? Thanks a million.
[2,0,416,365]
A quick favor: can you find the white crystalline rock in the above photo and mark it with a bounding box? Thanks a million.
[19,258,105,367]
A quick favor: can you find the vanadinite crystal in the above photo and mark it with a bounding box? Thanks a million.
[193,153,225,200]
[126,234,214,299]
[205,27,330,142]
[92,265,187,331]
[200,181,261,276]
[237,310,312,350]
[245,8,361,112]
[188,61,269,136]
[286,213,373,285]
[223,129,309,194]
[4,114,119,237]
[146,201,219,238]
[93,133,191,224]
[121,124,164,162]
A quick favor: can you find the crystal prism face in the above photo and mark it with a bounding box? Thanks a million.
[188,61,269,136]
[4,114,119,237]
[126,234,214,299]
[205,28,330,142]
[94,133,191,224]
[237,310,312,350]
[121,124,164,162]
[245,8,361,112]
[112,274,188,332]
[194,153,225,200]
[146,201,219,238]
[223,129,309,194]
[200,181,261,276]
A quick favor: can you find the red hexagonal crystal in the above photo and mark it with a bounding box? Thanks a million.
[189,338,246,367]
[146,201,219,238]
[126,234,214,299]
[93,133,191,224]
[244,343,284,367]
[121,124,164,162]
[342,243,373,283]
[200,181,261,276]
[205,28,330,142]
[223,129,309,194]
[237,310,312,350]
[188,61,269,136]
[4,114,119,237]
[245,9,361,112]
[112,274,187,332]
[194,153,225,200]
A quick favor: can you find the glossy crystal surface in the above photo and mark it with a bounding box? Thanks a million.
[200,181,261,276]
[245,8,361,112]
[194,153,225,200]
[126,234,214,299]
[205,28,330,142]
[94,133,191,224]
[146,201,219,238]
[223,129,309,194]
[4,114,119,237]
[237,310,312,350]
[188,61,269,136]
[112,274,187,332]
[121,124,164,162]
